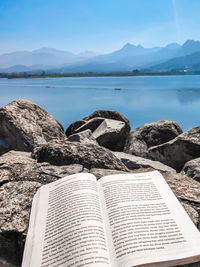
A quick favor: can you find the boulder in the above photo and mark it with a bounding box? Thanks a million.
[148,126,200,172]
[113,152,176,173]
[0,99,65,155]
[32,140,128,171]
[124,120,182,158]
[73,117,105,134]
[92,119,128,151]
[0,150,84,185]
[183,158,200,182]
[65,110,131,150]
[65,119,87,137]
[67,129,98,144]
[0,181,42,266]
[83,110,130,132]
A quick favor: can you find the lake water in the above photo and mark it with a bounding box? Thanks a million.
[0,75,200,131]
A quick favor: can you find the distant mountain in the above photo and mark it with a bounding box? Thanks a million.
[175,40,200,57]
[1,40,200,74]
[0,65,32,73]
[0,64,49,73]
[51,42,181,74]
[148,51,200,71]
[0,48,95,70]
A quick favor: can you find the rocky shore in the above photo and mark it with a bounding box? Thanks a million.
[0,99,200,266]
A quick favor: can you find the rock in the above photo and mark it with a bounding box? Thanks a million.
[124,120,182,158]
[0,99,65,155]
[65,110,130,137]
[183,158,200,182]
[0,181,42,266]
[84,110,130,132]
[0,150,84,185]
[73,117,105,134]
[65,119,86,137]
[32,140,128,171]
[148,126,200,172]
[92,119,128,151]
[67,129,98,144]
[113,152,176,173]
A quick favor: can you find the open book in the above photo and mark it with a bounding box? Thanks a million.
[22,171,200,267]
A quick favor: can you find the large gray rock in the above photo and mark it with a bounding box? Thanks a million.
[0,99,65,155]
[83,110,130,132]
[149,126,200,172]
[66,109,130,138]
[0,181,42,267]
[65,119,86,137]
[73,117,105,134]
[0,150,84,185]
[32,140,128,171]
[92,119,128,151]
[183,158,200,182]
[67,129,98,145]
[113,152,176,173]
[124,120,182,158]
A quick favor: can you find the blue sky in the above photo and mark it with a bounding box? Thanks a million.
[0,0,200,54]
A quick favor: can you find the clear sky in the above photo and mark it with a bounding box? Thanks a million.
[1,0,200,54]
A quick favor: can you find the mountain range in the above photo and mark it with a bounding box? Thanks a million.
[1,40,200,74]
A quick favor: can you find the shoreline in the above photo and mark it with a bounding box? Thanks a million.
[1,71,200,79]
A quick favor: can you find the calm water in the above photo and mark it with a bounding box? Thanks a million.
[0,75,200,131]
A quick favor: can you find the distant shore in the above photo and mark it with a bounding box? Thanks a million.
[1,71,200,79]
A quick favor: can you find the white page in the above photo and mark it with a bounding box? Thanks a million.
[22,173,113,267]
[98,171,200,267]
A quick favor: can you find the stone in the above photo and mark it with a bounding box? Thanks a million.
[124,120,182,158]
[0,181,42,266]
[65,119,86,137]
[113,152,176,173]
[0,150,84,185]
[183,158,200,182]
[84,110,130,132]
[32,140,128,171]
[74,117,105,134]
[148,126,200,172]
[0,99,65,155]
[67,129,98,144]
[92,119,128,151]
[65,110,130,139]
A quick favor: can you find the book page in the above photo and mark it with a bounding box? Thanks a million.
[98,171,200,267]
[22,173,113,267]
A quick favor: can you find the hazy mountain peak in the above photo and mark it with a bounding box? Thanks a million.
[165,43,180,49]
[122,42,135,49]
[182,39,200,48]
[32,47,74,56]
